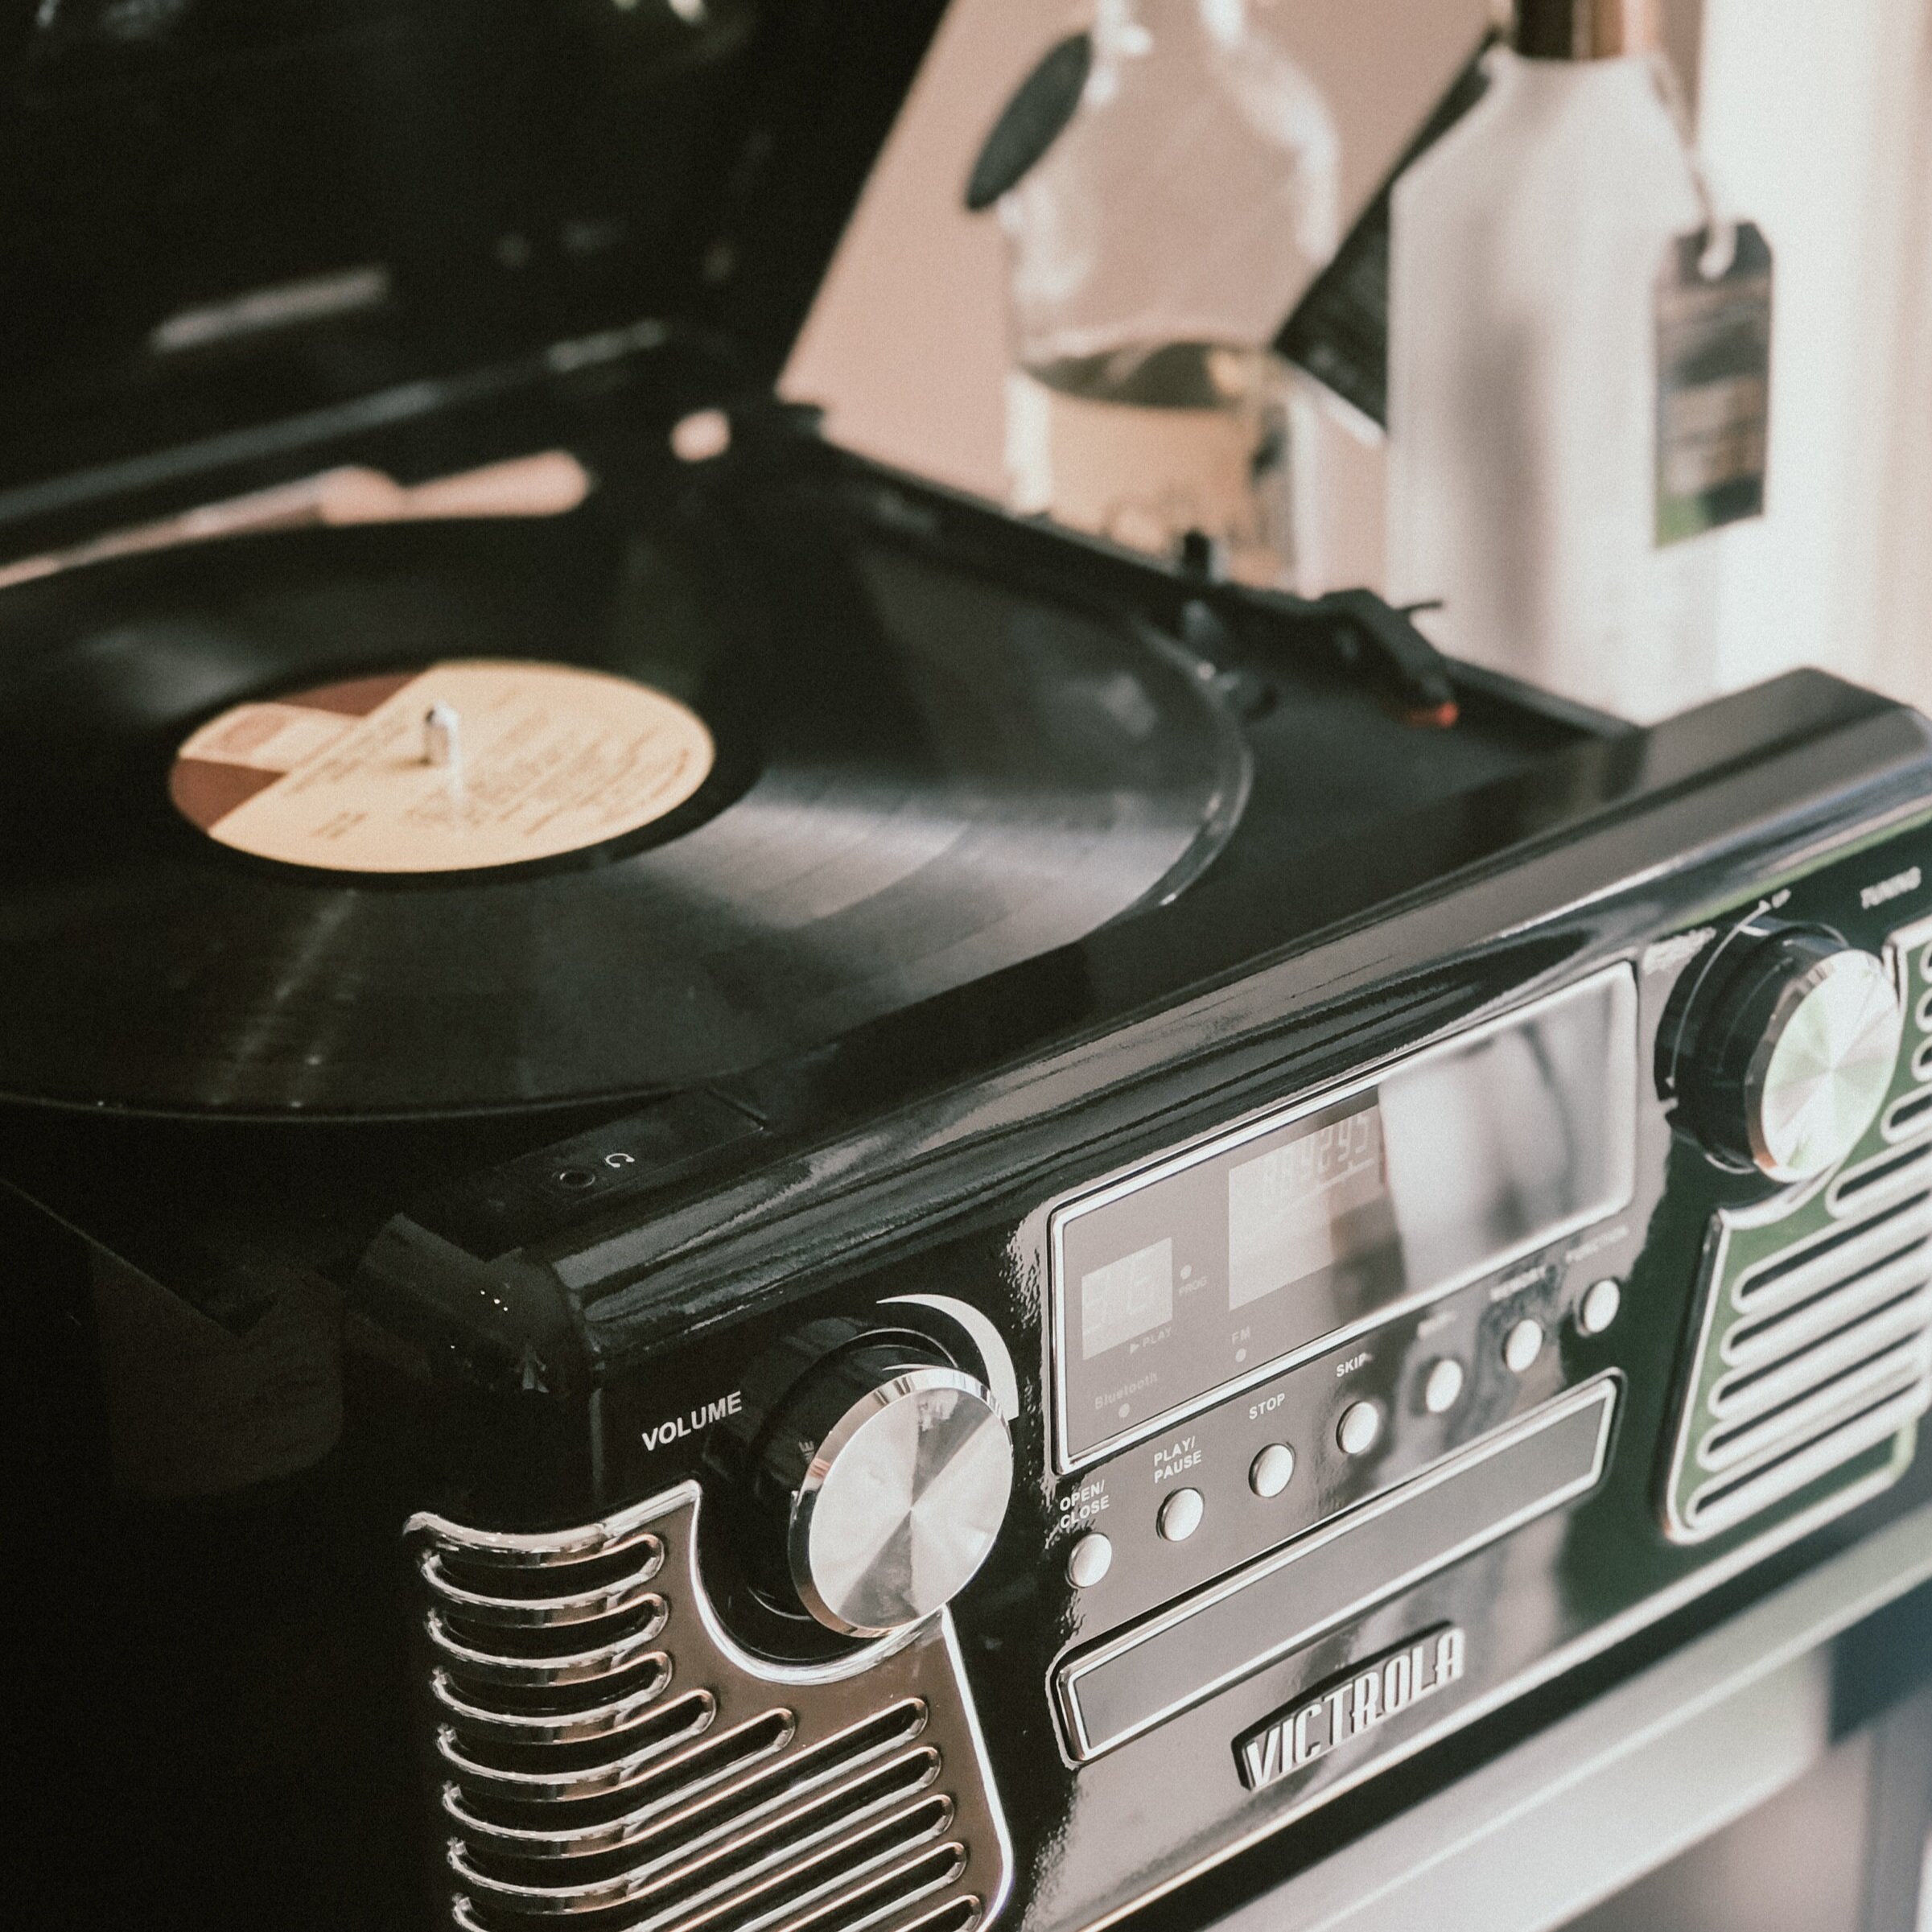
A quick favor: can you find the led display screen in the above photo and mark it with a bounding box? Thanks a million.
[1053,966,1637,1466]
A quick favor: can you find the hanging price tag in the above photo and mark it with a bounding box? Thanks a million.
[1654,220,1773,545]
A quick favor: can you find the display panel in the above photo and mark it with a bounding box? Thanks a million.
[1081,1239,1174,1360]
[1227,1104,1389,1311]
[1052,966,1637,1467]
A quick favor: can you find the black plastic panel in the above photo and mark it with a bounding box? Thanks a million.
[0,0,949,505]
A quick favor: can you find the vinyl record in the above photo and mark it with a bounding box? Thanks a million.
[0,491,1247,1115]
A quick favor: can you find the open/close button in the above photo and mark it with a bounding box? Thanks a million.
[1067,1532,1114,1588]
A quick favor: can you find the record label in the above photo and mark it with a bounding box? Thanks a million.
[169,659,715,872]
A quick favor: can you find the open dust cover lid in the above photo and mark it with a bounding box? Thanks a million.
[0,0,949,513]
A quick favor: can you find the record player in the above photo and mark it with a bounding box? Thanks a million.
[4,6,1932,1932]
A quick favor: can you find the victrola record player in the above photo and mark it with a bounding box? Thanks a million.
[4,6,1931,1931]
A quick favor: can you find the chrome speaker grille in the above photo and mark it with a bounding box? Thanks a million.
[406,1485,1010,1932]
[1666,917,1932,1540]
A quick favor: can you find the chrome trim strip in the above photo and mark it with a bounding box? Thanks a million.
[888,1893,982,1932]
[432,1660,673,1740]
[1661,1206,1741,1547]
[1896,910,1932,964]
[1662,909,1932,1542]
[421,1485,1009,1932]
[1824,1139,1932,1218]
[1709,1296,1932,1427]
[441,1711,915,1863]
[700,1816,963,1932]
[1728,1198,1932,1318]
[672,1485,928,1689]
[442,1716,797,1856]
[418,1551,665,1627]
[1723,1257,1930,1371]
[426,1604,669,1684]
[765,1843,971,1932]
[1685,1382,1930,1535]
[1883,1083,1932,1141]
[1055,1378,1618,1761]
[1047,964,1638,1473]
[929,1609,1015,1931]
[1701,1335,1932,1475]
[542,1798,957,1932]
[446,1771,950,1913]
[435,1691,716,1797]
[406,1514,664,1570]
[883,1294,1020,1425]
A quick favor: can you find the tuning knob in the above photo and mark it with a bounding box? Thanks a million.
[1666,928,1902,1182]
[744,1334,1013,1637]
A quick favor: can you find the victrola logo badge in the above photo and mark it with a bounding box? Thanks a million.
[1235,1625,1466,1791]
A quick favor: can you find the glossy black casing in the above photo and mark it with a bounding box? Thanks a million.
[8,443,1932,1929]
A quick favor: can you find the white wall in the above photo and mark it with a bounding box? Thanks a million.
[1872,11,1932,711]
[1696,0,1932,704]
[786,0,1932,712]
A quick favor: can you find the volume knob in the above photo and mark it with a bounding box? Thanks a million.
[1669,929,1901,1183]
[758,1341,1013,1637]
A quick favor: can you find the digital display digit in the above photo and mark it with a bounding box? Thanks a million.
[1227,1105,1387,1310]
[1081,1238,1173,1359]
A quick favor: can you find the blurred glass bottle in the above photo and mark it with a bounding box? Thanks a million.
[1386,0,1731,721]
[975,0,1339,588]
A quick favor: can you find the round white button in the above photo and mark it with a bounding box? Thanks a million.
[1337,1400,1382,1456]
[1578,1278,1622,1337]
[1158,1487,1205,1542]
[1503,1318,1546,1374]
[1065,1530,1113,1588]
[1250,1444,1296,1497]
[1423,1357,1465,1415]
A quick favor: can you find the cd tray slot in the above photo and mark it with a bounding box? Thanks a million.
[1056,1378,1618,1761]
